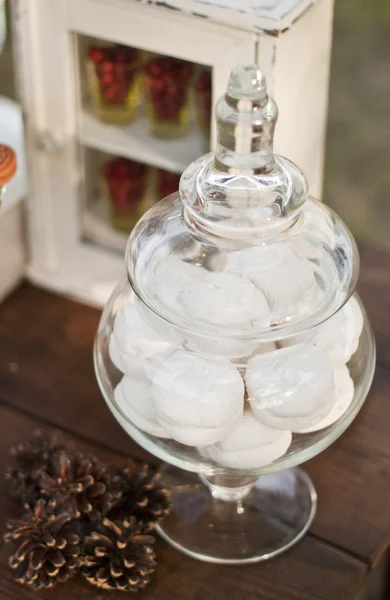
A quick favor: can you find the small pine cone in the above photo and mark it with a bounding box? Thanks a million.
[5,430,66,506]
[40,452,117,519]
[81,517,156,591]
[4,498,80,589]
[109,461,170,525]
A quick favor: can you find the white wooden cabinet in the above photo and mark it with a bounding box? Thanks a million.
[8,0,334,306]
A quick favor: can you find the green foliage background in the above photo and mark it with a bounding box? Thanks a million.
[325,0,390,245]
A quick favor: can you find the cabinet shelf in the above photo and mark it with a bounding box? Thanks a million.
[79,110,206,174]
[82,194,128,254]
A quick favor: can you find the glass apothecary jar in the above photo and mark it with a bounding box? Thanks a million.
[87,44,142,125]
[94,65,375,564]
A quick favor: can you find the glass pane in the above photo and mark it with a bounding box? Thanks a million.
[74,34,213,253]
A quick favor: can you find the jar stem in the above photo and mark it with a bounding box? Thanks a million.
[199,474,257,502]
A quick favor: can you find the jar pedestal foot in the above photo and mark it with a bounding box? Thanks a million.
[156,464,317,564]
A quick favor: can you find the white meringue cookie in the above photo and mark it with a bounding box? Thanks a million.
[109,334,153,377]
[246,343,335,430]
[136,298,183,342]
[225,244,320,323]
[113,302,179,361]
[348,296,364,356]
[202,412,292,469]
[305,296,363,364]
[157,418,242,446]
[151,350,244,446]
[295,364,354,433]
[175,271,270,330]
[109,332,176,383]
[277,330,314,349]
[184,333,258,360]
[146,256,207,312]
[114,375,170,438]
[226,243,291,273]
[250,341,278,357]
[109,335,127,373]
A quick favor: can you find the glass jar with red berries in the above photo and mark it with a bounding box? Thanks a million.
[144,56,193,138]
[194,68,212,143]
[87,43,142,125]
[155,168,181,199]
[102,157,149,232]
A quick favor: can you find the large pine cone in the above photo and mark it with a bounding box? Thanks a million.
[109,461,170,525]
[81,517,156,591]
[4,499,80,589]
[40,452,117,519]
[5,430,66,506]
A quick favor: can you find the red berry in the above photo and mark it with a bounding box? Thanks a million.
[100,72,115,84]
[88,47,104,63]
[114,45,139,63]
[103,157,148,213]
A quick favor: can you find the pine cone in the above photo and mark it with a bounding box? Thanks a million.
[5,430,66,506]
[81,517,156,591]
[40,452,117,520]
[4,498,80,589]
[110,461,170,525]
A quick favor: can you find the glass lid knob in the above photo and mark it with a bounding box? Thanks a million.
[180,65,309,240]
[214,64,275,174]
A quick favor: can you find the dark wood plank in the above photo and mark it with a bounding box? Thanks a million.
[0,283,151,461]
[307,367,390,566]
[0,404,366,600]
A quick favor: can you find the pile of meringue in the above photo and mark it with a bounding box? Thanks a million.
[110,244,363,471]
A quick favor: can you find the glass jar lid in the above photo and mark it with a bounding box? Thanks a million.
[126,65,358,342]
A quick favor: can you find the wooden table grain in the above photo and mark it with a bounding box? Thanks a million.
[0,242,388,599]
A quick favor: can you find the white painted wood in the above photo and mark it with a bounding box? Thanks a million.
[195,0,300,16]
[120,0,317,33]
[80,111,205,175]
[83,194,127,254]
[13,0,255,305]
[11,0,81,275]
[66,0,256,66]
[26,244,126,307]
[10,0,333,306]
[262,0,334,199]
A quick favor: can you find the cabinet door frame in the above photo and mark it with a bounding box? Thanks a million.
[12,0,256,305]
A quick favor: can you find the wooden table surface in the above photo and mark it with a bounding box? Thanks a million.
[0,243,389,599]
